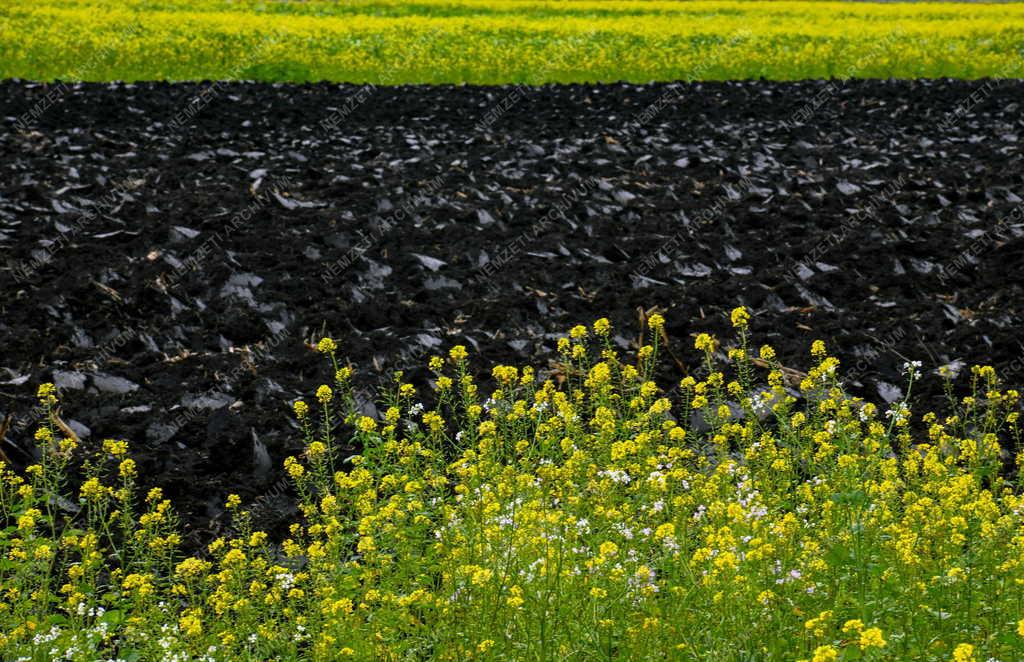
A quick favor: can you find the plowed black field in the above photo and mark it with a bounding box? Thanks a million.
[2,79,1023,545]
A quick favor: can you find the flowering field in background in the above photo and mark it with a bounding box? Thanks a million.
[2,313,1023,660]
[2,0,1024,83]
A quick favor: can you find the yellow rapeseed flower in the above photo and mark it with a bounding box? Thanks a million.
[121,573,154,597]
[859,627,886,649]
[179,608,203,638]
[811,646,838,662]
[102,439,129,456]
[37,383,57,405]
[79,477,107,501]
[118,459,136,479]
[842,619,864,634]
[423,411,445,433]
[357,416,377,433]
[284,456,305,479]
[176,557,212,579]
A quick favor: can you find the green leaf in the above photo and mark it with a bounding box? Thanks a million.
[830,490,868,508]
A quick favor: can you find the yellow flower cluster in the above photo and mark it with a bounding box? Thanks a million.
[730,305,750,328]
[37,382,57,405]
[102,438,129,456]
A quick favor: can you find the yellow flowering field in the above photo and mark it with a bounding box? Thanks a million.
[1,0,1023,82]
[2,311,1024,660]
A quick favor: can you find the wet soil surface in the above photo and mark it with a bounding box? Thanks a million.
[2,79,1023,546]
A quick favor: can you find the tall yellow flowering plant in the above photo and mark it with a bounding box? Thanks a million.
[1,311,1023,660]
